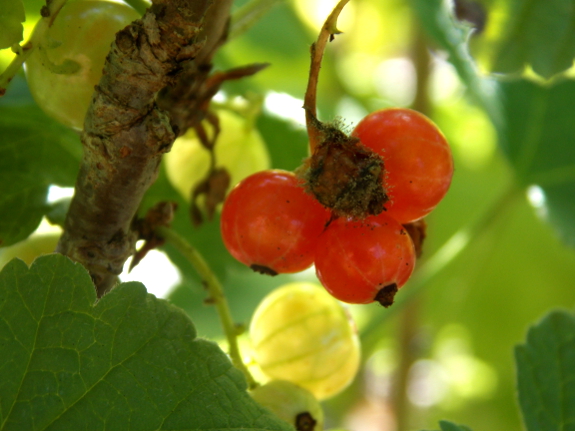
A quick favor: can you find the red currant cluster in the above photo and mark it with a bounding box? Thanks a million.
[220,108,453,306]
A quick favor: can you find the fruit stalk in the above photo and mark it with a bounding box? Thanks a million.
[156,226,258,389]
[56,0,233,296]
[303,0,350,152]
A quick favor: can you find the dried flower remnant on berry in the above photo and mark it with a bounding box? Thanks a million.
[296,412,317,431]
[374,283,399,308]
[297,121,388,220]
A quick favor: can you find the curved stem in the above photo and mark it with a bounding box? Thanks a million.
[0,0,69,95]
[156,226,259,389]
[303,0,350,152]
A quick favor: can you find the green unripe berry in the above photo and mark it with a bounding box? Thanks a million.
[26,1,140,130]
[250,380,324,431]
[250,282,361,400]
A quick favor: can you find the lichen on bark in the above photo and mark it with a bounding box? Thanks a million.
[57,0,233,296]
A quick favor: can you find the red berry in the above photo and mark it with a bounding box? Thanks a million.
[221,170,331,275]
[314,212,415,306]
[352,108,453,223]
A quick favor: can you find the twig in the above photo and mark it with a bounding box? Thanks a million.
[57,0,234,296]
[156,226,259,389]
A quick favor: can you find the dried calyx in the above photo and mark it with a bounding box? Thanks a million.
[296,118,388,219]
[299,0,387,220]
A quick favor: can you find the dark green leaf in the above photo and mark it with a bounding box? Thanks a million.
[0,173,47,247]
[498,79,575,247]
[438,421,473,431]
[0,254,292,431]
[410,0,575,247]
[486,0,575,79]
[515,310,575,431]
[0,0,25,49]
[0,77,81,246]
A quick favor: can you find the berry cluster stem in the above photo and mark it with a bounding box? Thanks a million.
[156,226,259,390]
[303,0,350,152]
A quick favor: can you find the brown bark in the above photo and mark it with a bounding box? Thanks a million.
[57,0,233,296]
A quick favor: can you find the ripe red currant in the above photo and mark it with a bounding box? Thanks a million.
[314,212,416,306]
[352,108,454,223]
[220,170,331,275]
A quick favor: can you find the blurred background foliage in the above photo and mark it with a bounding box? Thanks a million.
[1,0,575,430]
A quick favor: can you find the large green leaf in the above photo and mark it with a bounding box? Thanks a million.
[0,0,25,49]
[410,0,575,247]
[498,79,575,247]
[515,310,575,431]
[0,77,81,246]
[480,0,575,79]
[0,254,292,431]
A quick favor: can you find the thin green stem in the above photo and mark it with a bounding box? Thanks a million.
[156,226,259,389]
[361,184,523,352]
[0,0,69,94]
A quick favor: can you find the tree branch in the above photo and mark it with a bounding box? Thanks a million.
[57,0,233,296]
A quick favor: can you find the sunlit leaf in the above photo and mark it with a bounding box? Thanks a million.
[0,0,25,49]
[515,310,575,431]
[0,254,292,431]
[483,0,575,79]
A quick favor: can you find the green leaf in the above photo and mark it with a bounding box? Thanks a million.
[418,421,473,431]
[257,112,309,172]
[498,79,575,247]
[0,77,81,246]
[0,254,292,431]
[0,0,25,49]
[515,310,575,431]
[438,421,473,431]
[0,173,47,248]
[409,0,502,127]
[485,0,575,79]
